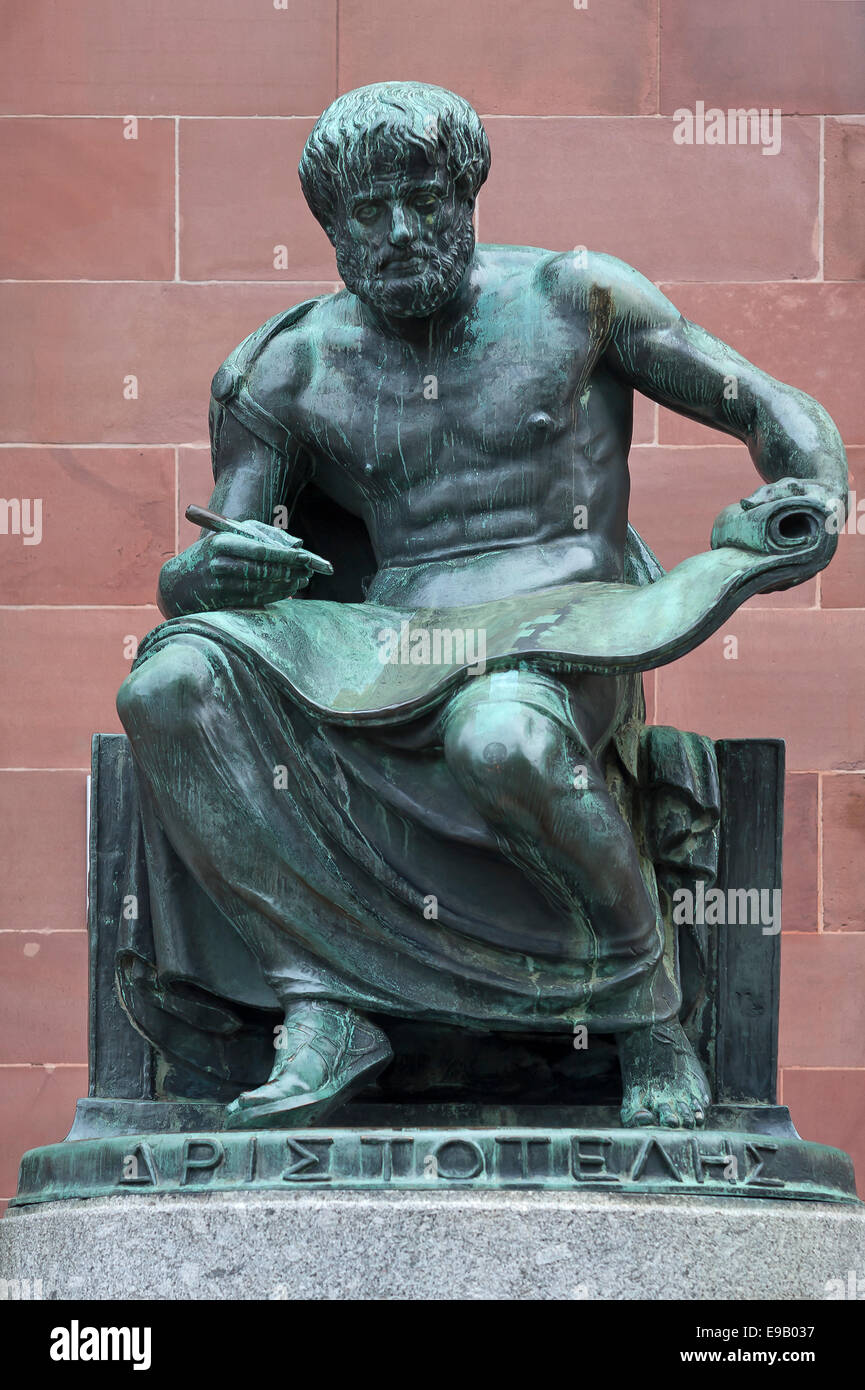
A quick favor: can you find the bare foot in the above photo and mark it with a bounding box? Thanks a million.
[616,1019,710,1128]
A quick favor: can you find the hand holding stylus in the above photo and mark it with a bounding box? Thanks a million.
[156,505,334,617]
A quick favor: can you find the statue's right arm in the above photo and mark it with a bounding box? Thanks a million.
[157,399,317,620]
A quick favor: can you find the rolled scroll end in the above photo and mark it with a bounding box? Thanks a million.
[710,492,838,578]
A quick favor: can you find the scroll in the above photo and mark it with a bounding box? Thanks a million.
[135,489,838,725]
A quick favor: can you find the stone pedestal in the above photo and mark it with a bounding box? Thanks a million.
[2,1190,864,1300]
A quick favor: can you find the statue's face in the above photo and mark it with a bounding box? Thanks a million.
[330,146,475,319]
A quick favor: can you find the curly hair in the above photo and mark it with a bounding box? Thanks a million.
[299,81,491,229]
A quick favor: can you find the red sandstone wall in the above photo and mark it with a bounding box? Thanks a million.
[1,1,863,1206]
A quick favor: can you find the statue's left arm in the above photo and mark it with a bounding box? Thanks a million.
[583,253,849,517]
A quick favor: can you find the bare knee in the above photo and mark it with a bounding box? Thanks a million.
[443,699,571,809]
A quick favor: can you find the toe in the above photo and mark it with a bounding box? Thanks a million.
[657,1104,681,1128]
[621,1097,656,1127]
[621,1088,644,1123]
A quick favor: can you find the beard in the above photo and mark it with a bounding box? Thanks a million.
[335,216,475,319]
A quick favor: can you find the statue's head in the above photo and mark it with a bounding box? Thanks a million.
[299,81,490,319]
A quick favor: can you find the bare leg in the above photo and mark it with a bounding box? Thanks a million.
[443,670,711,1126]
[442,672,659,966]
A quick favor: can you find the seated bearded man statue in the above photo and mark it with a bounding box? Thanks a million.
[116,82,848,1132]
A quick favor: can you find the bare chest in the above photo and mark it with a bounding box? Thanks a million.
[297,325,594,491]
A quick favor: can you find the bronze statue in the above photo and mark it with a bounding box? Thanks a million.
[113,81,847,1134]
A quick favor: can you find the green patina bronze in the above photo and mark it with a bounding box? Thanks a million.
[13,1127,859,1206]
[11,82,856,1207]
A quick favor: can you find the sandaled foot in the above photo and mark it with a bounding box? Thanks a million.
[617,1018,711,1129]
[224,999,392,1130]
